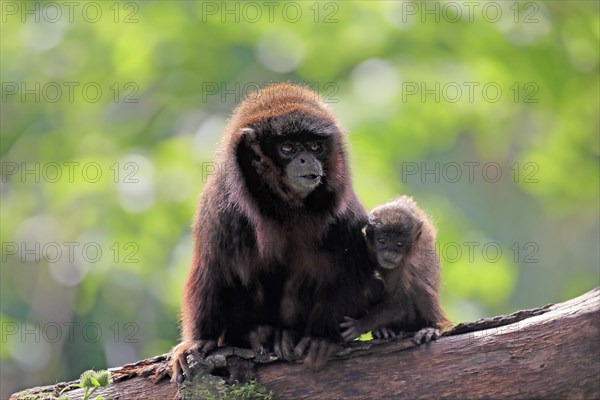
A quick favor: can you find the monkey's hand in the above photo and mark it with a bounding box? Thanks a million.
[294,336,339,371]
[273,329,298,361]
[413,327,440,345]
[372,326,399,340]
[340,316,366,342]
[170,339,218,383]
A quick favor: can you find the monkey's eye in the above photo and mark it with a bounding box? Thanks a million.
[308,141,323,153]
[377,238,387,245]
[280,143,295,155]
[397,242,405,248]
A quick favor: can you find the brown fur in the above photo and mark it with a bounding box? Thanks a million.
[341,196,450,343]
[172,83,377,380]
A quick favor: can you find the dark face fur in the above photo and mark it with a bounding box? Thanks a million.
[253,112,337,198]
[236,110,342,217]
[270,134,329,197]
[366,208,422,270]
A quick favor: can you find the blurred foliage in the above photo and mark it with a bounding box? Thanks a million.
[1,1,598,396]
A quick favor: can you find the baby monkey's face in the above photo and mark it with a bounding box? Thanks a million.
[367,203,423,270]
[369,228,414,270]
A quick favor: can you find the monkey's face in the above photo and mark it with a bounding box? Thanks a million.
[275,137,328,197]
[253,112,335,199]
[368,229,413,269]
[366,202,423,269]
[235,106,344,214]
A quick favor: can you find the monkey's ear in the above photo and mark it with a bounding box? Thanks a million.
[367,214,377,226]
[365,216,377,237]
[414,221,423,240]
[364,222,376,239]
[239,128,257,148]
[240,127,255,139]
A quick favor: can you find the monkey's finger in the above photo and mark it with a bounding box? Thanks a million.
[280,344,294,361]
[414,328,439,345]
[341,330,351,341]
[249,331,261,355]
[425,328,440,343]
[274,333,291,360]
[175,369,185,384]
[343,316,355,322]
[294,337,311,357]
[325,341,337,360]
[388,328,397,338]
[177,352,191,381]
[305,340,320,369]
[172,359,185,384]
[382,328,390,340]
[341,329,358,342]
[414,328,434,345]
[200,340,218,356]
[372,329,381,340]
[413,332,424,345]
[340,321,354,329]
[425,330,435,343]
[313,341,335,371]
[281,330,296,361]
[273,330,283,359]
[273,346,282,359]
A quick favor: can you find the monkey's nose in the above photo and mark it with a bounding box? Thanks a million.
[299,158,306,164]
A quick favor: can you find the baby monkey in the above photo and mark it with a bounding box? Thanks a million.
[340,196,450,345]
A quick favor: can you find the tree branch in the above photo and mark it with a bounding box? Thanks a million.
[11,287,600,400]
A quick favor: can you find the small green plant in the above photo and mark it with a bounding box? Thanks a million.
[206,380,273,400]
[59,369,112,400]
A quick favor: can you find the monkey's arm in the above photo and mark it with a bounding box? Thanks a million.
[412,275,450,329]
[172,204,257,382]
[308,215,378,340]
[364,273,385,307]
[340,301,404,342]
[295,297,344,370]
[403,262,450,345]
[181,257,225,341]
[171,248,224,382]
[296,215,376,369]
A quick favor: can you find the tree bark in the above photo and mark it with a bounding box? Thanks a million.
[10,287,600,400]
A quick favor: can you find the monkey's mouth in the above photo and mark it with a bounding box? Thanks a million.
[377,255,402,270]
[300,174,322,181]
[287,171,324,195]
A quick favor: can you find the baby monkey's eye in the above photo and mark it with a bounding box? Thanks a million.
[377,238,387,245]
[397,242,405,248]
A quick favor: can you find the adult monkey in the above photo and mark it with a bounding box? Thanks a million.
[171,83,377,381]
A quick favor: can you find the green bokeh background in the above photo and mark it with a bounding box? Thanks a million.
[1,1,598,397]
